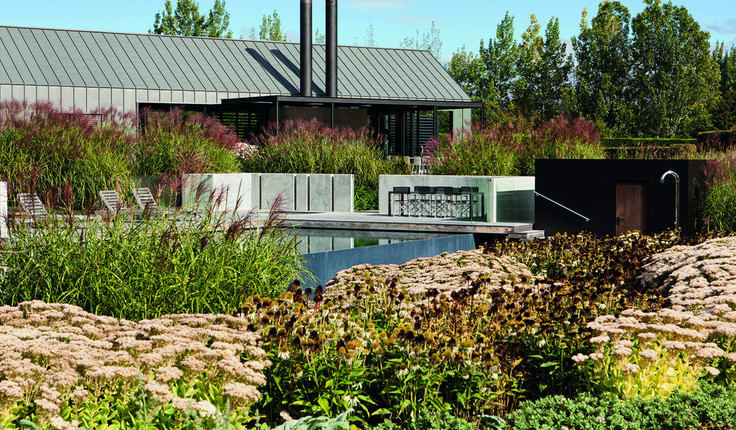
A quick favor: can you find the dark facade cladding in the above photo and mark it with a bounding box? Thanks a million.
[534,159,707,237]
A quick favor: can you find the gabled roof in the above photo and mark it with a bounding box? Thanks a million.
[0,25,470,102]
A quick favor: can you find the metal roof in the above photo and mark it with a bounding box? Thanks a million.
[0,25,471,102]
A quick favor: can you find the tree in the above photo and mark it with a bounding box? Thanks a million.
[400,21,442,61]
[711,42,736,130]
[365,18,375,47]
[571,1,633,135]
[479,12,518,112]
[513,15,572,119]
[629,0,719,137]
[253,10,287,42]
[150,0,232,38]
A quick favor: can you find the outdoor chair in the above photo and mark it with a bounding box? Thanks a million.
[132,187,163,215]
[17,193,48,221]
[99,190,129,214]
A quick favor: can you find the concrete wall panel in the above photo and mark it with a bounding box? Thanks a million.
[260,174,296,211]
[308,175,332,212]
[332,175,354,212]
[183,91,194,103]
[147,90,160,103]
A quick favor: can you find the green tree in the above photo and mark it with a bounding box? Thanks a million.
[252,10,287,42]
[150,0,232,38]
[446,46,494,121]
[480,12,518,113]
[630,0,719,137]
[711,42,736,130]
[400,21,442,61]
[513,15,572,119]
[571,1,633,135]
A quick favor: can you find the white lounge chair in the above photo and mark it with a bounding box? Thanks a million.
[17,193,48,221]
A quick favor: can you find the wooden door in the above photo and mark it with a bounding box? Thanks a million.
[616,182,647,235]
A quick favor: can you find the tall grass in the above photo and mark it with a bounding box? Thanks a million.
[0,102,242,212]
[136,108,241,176]
[241,119,410,210]
[425,114,604,176]
[701,148,736,232]
[0,202,306,321]
[0,101,135,208]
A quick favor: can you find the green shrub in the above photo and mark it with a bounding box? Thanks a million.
[0,207,306,320]
[505,383,736,430]
[701,149,736,233]
[370,408,476,430]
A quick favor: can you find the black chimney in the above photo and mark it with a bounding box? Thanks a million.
[300,0,312,97]
[326,0,337,97]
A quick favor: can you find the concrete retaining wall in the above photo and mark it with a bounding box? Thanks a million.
[0,182,7,238]
[378,175,535,223]
[182,173,354,213]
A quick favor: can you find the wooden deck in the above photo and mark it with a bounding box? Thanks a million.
[278,211,534,235]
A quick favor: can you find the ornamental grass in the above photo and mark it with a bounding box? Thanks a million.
[0,200,306,321]
[424,114,604,177]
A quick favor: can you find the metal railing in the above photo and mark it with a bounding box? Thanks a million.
[535,191,590,222]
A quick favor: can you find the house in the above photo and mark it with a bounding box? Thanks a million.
[0,4,479,156]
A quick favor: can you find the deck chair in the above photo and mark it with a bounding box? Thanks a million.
[99,190,128,214]
[132,187,163,215]
[17,193,49,221]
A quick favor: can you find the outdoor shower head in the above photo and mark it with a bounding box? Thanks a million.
[660,170,679,183]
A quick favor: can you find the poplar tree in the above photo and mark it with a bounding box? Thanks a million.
[150,0,232,38]
[572,1,633,135]
[630,0,718,137]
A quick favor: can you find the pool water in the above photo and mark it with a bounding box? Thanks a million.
[291,228,450,254]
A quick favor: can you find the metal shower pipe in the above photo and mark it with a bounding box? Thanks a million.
[660,170,680,229]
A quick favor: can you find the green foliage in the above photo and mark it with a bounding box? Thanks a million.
[630,0,719,137]
[513,16,572,120]
[273,409,352,430]
[150,0,232,38]
[252,10,287,42]
[571,1,634,136]
[0,208,305,320]
[505,383,736,430]
[370,407,476,430]
[701,149,736,233]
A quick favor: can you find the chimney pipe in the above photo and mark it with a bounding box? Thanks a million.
[300,0,312,97]
[326,0,337,98]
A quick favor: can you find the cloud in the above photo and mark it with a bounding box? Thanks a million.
[706,18,736,35]
[345,0,411,12]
